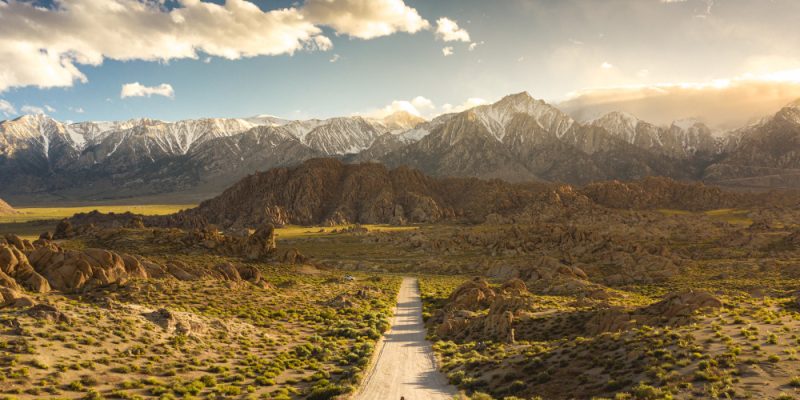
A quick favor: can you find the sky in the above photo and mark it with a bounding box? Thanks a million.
[1,0,800,128]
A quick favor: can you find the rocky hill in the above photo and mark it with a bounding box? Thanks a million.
[581,177,798,211]
[0,198,16,215]
[168,158,581,228]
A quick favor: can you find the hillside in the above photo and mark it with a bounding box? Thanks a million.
[169,158,581,228]
[0,198,16,215]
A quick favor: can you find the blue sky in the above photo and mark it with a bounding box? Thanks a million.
[1,0,800,124]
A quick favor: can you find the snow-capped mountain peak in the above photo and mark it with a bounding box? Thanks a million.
[470,92,575,140]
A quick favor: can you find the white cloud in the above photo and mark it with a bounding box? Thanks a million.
[601,62,614,69]
[69,106,85,114]
[435,17,470,42]
[0,0,430,92]
[303,0,429,40]
[442,46,454,56]
[0,99,16,117]
[21,105,46,115]
[120,82,175,99]
[364,96,435,118]
[362,95,489,119]
[441,98,488,114]
[44,105,56,113]
[329,54,341,63]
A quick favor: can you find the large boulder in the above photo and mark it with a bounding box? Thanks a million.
[642,290,723,320]
[27,247,147,293]
[444,277,496,311]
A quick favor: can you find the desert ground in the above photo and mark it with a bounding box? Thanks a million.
[4,193,800,400]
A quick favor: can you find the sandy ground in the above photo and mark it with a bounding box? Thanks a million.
[356,277,458,400]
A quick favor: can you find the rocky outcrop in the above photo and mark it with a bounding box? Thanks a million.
[26,246,147,293]
[0,243,51,293]
[586,291,722,334]
[149,224,277,260]
[143,308,206,336]
[443,278,497,312]
[244,224,277,260]
[53,219,75,240]
[434,278,530,343]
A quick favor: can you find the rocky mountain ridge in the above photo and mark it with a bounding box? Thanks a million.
[3,93,800,202]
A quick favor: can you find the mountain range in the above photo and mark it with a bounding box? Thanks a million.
[2,92,800,204]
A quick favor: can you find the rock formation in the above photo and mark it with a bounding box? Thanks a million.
[585,291,722,334]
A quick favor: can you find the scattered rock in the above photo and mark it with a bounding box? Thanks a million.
[25,304,70,323]
[143,308,206,336]
[282,248,308,264]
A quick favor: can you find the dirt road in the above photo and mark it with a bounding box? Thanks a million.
[355,277,458,400]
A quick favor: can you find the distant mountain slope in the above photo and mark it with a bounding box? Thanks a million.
[704,100,800,189]
[381,93,706,184]
[4,92,800,203]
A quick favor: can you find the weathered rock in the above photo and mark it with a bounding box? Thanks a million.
[444,277,496,311]
[0,287,36,308]
[166,261,199,281]
[53,219,75,239]
[236,265,270,288]
[212,263,242,281]
[4,234,33,252]
[27,247,146,293]
[0,244,51,293]
[244,223,277,260]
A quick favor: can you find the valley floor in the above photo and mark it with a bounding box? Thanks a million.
[5,202,800,399]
